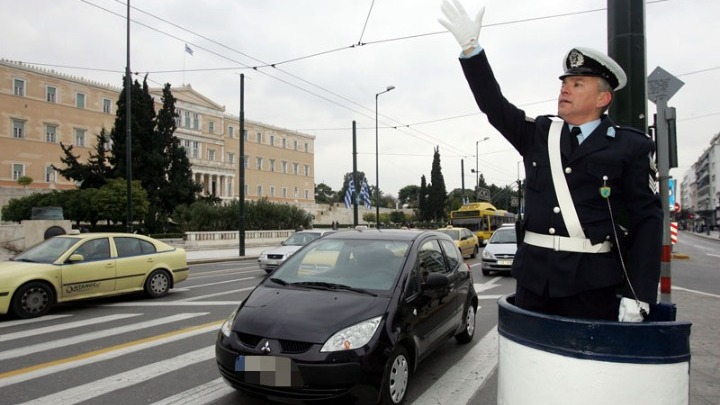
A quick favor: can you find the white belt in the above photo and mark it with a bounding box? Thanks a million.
[524,231,612,253]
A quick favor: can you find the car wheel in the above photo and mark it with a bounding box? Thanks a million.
[455,304,476,344]
[379,346,410,404]
[144,270,171,298]
[470,245,478,259]
[11,281,55,319]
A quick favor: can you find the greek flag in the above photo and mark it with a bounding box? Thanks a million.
[360,179,372,209]
[344,178,355,208]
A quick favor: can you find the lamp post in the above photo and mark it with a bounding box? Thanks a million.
[375,85,395,228]
[472,137,490,200]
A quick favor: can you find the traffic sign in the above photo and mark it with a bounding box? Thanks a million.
[648,66,684,103]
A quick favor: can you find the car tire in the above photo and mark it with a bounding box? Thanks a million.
[144,270,171,298]
[11,281,55,319]
[379,346,410,404]
[470,245,478,259]
[455,304,476,344]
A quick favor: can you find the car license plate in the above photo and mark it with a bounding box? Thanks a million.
[268,260,277,265]
[234,355,302,387]
[498,259,513,266]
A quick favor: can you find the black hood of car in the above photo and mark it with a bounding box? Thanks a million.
[234,284,391,343]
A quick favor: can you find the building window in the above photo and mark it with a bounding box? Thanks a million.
[244,155,249,169]
[227,152,235,164]
[294,140,298,150]
[228,126,234,138]
[12,119,25,138]
[257,132,262,143]
[192,113,199,130]
[45,125,57,143]
[256,157,263,170]
[175,109,182,127]
[305,142,309,153]
[228,182,233,197]
[74,128,86,146]
[269,159,275,172]
[293,163,299,175]
[270,186,276,197]
[282,187,288,198]
[12,164,24,180]
[244,184,249,196]
[294,187,298,198]
[184,111,191,128]
[208,149,216,161]
[192,141,200,158]
[46,86,57,103]
[282,138,287,148]
[76,92,86,108]
[45,165,57,183]
[243,130,248,141]
[257,185,263,196]
[304,164,310,176]
[102,98,112,114]
[13,79,25,96]
[305,189,309,199]
[209,121,215,134]
[282,161,288,174]
[270,135,275,146]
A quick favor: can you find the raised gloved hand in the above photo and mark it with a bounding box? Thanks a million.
[438,0,485,51]
[618,297,650,322]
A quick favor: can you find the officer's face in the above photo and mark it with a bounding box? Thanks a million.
[557,76,611,125]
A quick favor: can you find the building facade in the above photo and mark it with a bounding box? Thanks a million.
[680,131,720,229]
[0,59,315,213]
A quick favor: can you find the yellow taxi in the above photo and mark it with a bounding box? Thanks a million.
[436,225,479,259]
[0,232,188,319]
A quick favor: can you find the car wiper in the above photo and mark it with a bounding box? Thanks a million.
[269,277,289,286]
[291,281,377,297]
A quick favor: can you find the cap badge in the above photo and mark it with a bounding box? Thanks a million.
[568,49,584,68]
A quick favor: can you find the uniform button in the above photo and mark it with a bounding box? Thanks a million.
[532,161,537,167]
[549,228,556,234]
[553,207,560,214]
[606,235,611,240]
[565,167,572,174]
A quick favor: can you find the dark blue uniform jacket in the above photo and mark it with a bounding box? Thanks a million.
[460,50,662,303]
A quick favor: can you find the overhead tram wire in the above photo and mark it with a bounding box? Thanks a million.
[357,0,377,45]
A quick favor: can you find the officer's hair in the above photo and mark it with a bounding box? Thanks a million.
[597,78,614,113]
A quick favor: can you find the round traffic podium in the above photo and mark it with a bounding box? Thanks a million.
[497,295,691,405]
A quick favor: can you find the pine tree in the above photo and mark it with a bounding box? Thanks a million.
[429,146,447,221]
[56,128,114,189]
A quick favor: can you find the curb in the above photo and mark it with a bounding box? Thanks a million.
[187,255,259,265]
[672,253,690,259]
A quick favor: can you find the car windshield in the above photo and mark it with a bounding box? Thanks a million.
[490,229,516,244]
[436,229,460,240]
[283,232,321,246]
[271,238,411,292]
[13,237,80,263]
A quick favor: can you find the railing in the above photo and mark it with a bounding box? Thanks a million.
[184,229,294,249]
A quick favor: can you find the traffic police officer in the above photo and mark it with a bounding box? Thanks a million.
[439,0,663,321]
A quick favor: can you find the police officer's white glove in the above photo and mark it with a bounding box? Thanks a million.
[618,297,650,322]
[438,0,485,51]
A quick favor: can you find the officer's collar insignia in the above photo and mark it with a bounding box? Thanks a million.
[568,49,584,68]
[606,127,616,138]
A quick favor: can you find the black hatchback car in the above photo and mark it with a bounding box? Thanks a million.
[215,229,477,404]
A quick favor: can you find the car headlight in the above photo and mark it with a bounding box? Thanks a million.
[220,308,239,338]
[320,316,382,352]
[482,249,496,260]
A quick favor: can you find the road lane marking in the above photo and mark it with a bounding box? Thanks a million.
[414,327,499,405]
[0,321,221,388]
[16,346,216,405]
[0,314,73,330]
[179,277,257,289]
[174,287,254,302]
[151,378,234,405]
[673,286,720,299]
[103,301,241,307]
[0,314,140,342]
[477,295,503,300]
[0,312,208,361]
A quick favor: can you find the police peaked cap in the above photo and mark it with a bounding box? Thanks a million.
[559,47,627,91]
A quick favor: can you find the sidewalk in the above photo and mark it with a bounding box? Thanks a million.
[185,244,266,264]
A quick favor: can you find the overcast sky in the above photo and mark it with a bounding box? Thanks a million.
[4,0,718,199]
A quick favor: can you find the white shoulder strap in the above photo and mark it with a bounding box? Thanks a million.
[548,118,586,239]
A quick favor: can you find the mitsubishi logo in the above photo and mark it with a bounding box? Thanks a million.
[260,340,271,355]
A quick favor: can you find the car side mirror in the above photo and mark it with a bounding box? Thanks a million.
[68,254,85,263]
[422,272,449,290]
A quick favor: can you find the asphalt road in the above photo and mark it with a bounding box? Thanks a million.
[0,256,515,405]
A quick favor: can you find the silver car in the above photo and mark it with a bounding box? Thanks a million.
[481,226,517,276]
[258,230,335,273]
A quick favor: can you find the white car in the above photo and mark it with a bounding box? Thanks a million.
[257,230,335,273]
[481,226,517,276]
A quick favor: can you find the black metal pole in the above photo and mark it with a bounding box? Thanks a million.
[352,121,358,227]
[239,74,245,256]
[125,0,133,233]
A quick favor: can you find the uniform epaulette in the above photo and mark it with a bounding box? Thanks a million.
[525,116,536,123]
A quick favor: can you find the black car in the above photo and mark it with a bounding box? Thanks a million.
[216,229,477,404]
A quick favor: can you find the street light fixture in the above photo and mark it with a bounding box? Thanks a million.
[375,85,395,228]
[472,136,490,200]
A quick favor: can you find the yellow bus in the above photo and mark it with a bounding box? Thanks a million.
[450,202,516,244]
